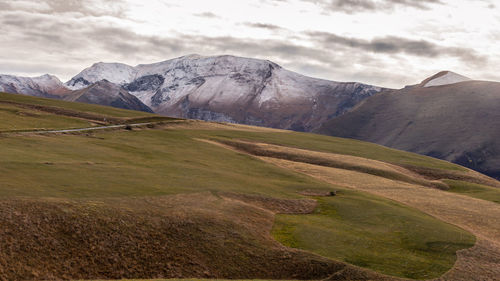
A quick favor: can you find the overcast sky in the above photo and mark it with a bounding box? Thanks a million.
[0,0,498,88]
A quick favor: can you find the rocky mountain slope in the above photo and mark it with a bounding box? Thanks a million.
[63,80,153,113]
[67,54,384,131]
[317,71,500,179]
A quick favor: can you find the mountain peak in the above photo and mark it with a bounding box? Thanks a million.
[66,62,136,89]
[422,71,471,87]
[32,74,62,83]
[181,54,206,59]
[38,73,56,79]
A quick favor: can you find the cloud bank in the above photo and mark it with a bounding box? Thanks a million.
[0,0,497,88]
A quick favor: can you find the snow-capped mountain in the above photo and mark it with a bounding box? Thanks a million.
[0,74,70,97]
[67,55,384,131]
[422,71,471,87]
[66,63,137,90]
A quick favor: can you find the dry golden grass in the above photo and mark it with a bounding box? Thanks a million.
[244,141,427,179]
[157,119,288,133]
[212,139,499,189]
[435,239,500,281]
[217,139,451,189]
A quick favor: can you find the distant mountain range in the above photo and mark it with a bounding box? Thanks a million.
[0,73,150,112]
[0,55,384,131]
[1,56,499,179]
[317,71,500,179]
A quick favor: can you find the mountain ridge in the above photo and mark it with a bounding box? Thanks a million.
[72,55,385,131]
[1,54,386,131]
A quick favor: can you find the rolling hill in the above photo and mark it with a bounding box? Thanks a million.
[0,91,499,280]
[317,71,500,180]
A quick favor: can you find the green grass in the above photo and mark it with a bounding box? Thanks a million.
[0,127,477,279]
[0,129,333,198]
[0,126,467,199]
[443,179,500,203]
[272,191,475,279]
[0,91,161,132]
[0,103,94,131]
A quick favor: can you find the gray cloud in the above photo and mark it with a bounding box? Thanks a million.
[385,0,442,9]
[307,31,486,65]
[244,22,284,30]
[82,27,335,67]
[0,5,328,66]
[0,7,342,81]
[302,0,443,13]
[193,12,219,18]
[0,0,126,17]
[0,61,80,78]
[0,6,488,87]
[0,0,496,88]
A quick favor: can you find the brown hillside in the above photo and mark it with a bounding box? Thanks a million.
[317,79,500,179]
[0,193,395,281]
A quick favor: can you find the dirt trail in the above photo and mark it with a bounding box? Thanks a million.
[0,122,159,136]
[261,157,500,281]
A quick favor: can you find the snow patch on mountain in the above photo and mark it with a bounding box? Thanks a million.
[0,74,67,96]
[69,54,371,107]
[65,54,385,131]
[424,71,471,87]
[66,62,137,90]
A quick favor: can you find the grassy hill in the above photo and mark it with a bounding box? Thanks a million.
[0,91,499,280]
[0,91,162,132]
